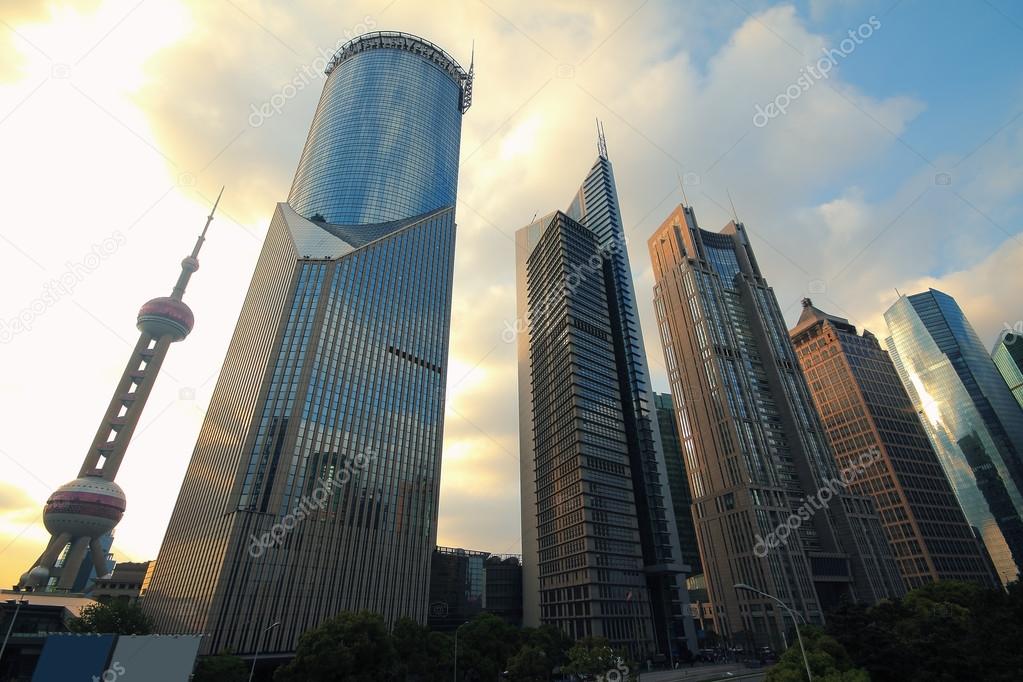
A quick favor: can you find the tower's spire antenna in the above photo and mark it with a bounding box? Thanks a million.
[460,41,475,113]
[596,118,608,159]
[676,170,690,208]
[172,187,223,301]
[726,188,739,224]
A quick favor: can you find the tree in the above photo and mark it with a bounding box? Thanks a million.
[562,637,628,679]
[67,599,151,635]
[391,616,451,681]
[454,613,523,680]
[193,652,248,682]
[523,624,572,670]
[825,580,1023,682]
[274,610,395,681]
[505,644,550,681]
[766,626,868,682]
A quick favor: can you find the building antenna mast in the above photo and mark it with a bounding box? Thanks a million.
[726,188,740,224]
[676,171,691,208]
[596,118,608,159]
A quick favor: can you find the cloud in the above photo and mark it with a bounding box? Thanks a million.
[1,0,1020,567]
[0,481,37,517]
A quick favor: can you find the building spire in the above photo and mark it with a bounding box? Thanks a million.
[726,188,740,224]
[676,170,690,208]
[171,187,223,301]
[596,118,608,159]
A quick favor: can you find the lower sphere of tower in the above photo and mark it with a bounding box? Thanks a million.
[43,476,126,538]
[18,565,50,588]
[137,297,194,341]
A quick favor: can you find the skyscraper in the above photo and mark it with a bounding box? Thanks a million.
[515,137,696,661]
[992,330,1023,410]
[653,393,701,578]
[143,32,472,656]
[790,299,996,588]
[427,546,488,632]
[17,195,220,592]
[648,205,903,649]
[884,289,1023,584]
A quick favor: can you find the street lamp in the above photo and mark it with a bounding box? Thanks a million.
[453,620,470,682]
[0,599,28,667]
[248,621,280,682]
[733,583,812,681]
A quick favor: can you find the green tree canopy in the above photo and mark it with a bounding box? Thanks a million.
[562,636,633,679]
[193,651,248,682]
[391,616,452,681]
[67,599,151,635]
[766,626,868,682]
[454,613,523,681]
[505,643,550,681]
[825,579,1023,682]
[274,610,395,682]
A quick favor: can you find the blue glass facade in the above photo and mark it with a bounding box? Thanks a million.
[885,291,1023,585]
[145,32,468,656]
[289,40,466,225]
[993,331,1023,410]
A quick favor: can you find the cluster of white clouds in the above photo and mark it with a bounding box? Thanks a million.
[0,0,1020,581]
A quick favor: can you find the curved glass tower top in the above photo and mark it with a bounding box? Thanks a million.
[288,31,473,226]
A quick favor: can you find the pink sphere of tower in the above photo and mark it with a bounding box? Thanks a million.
[137,296,194,341]
[43,476,126,538]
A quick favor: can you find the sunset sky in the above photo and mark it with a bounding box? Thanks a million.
[1,0,1022,587]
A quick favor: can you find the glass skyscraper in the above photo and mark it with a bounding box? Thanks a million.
[992,330,1023,410]
[515,147,696,661]
[649,205,904,650]
[653,393,702,578]
[884,289,1023,584]
[790,300,995,589]
[143,32,472,656]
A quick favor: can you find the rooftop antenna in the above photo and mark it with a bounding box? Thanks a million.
[596,118,608,159]
[172,186,223,301]
[894,287,902,298]
[461,41,475,113]
[726,188,740,224]
[676,170,691,208]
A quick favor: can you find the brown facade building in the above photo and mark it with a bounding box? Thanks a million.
[648,205,904,649]
[789,300,997,588]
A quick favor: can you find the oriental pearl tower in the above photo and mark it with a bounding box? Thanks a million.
[17,189,223,591]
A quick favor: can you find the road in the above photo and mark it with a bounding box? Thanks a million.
[636,662,769,682]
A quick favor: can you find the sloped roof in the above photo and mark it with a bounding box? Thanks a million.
[279,203,453,259]
[789,298,855,337]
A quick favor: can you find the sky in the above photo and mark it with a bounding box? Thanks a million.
[1,0,1022,588]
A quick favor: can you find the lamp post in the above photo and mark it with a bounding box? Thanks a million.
[248,621,280,682]
[453,620,470,682]
[733,583,812,681]
[0,599,28,667]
